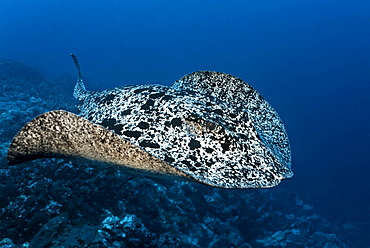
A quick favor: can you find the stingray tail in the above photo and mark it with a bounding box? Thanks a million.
[71,53,88,101]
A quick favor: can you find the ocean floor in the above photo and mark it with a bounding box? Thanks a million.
[0,59,363,247]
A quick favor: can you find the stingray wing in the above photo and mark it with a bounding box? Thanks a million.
[7,110,190,180]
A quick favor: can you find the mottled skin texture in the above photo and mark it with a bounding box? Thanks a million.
[7,110,191,180]
[7,68,293,188]
[73,71,293,188]
[173,71,291,174]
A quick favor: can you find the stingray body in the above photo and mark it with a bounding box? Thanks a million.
[7,55,293,188]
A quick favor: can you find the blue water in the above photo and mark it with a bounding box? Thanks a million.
[1,0,370,247]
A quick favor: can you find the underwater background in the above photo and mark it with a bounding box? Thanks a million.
[0,0,369,247]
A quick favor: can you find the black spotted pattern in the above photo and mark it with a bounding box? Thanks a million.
[74,72,293,188]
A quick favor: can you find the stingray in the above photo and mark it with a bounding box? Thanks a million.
[7,55,293,188]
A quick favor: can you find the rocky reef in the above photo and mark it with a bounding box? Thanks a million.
[0,60,352,247]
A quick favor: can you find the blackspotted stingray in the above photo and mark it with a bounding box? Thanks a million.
[7,54,293,188]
